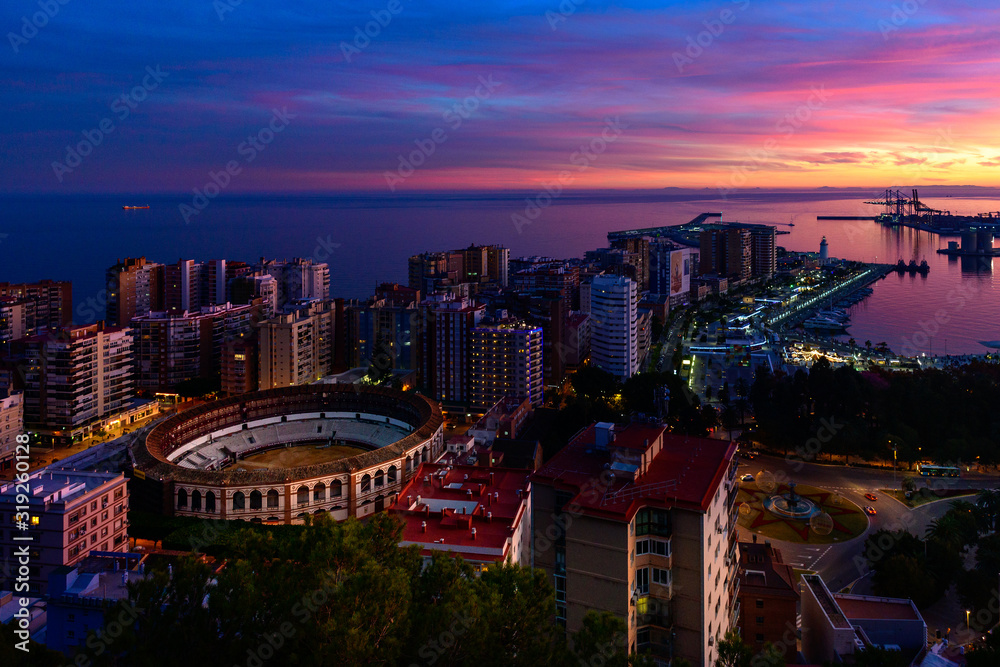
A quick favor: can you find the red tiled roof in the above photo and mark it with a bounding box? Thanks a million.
[389,463,529,562]
[532,423,736,520]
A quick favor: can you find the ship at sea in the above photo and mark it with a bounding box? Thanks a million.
[894,259,930,275]
[122,205,150,210]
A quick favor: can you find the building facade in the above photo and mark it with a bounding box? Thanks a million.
[469,321,543,412]
[532,422,740,666]
[22,324,135,442]
[259,258,330,310]
[105,257,163,328]
[258,301,337,389]
[588,274,638,379]
[737,540,799,662]
[0,392,23,472]
[132,303,259,392]
[0,471,129,594]
[0,280,72,333]
[423,297,484,406]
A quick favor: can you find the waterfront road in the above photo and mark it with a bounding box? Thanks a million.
[734,453,997,593]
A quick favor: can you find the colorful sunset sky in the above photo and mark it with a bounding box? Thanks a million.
[3,0,999,193]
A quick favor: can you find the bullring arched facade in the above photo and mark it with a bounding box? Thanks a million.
[130,384,444,524]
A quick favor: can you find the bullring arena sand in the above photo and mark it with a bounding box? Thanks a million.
[230,444,370,471]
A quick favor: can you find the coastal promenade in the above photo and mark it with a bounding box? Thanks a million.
[766,263,894,330]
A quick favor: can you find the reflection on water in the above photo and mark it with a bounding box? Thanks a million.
[1,189,998,355]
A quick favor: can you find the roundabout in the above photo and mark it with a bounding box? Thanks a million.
[736,478,868,544]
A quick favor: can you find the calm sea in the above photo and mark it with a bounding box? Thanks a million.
[1,188,998,355]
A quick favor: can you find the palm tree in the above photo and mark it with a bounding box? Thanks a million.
[977,489,1000,532]
[926,514,963,549]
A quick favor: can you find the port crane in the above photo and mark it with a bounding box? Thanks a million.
[863,188,949,220]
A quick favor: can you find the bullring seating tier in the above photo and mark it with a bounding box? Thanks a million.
[173,417,412,470]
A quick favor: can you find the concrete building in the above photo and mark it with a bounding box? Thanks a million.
[0,297,36,348]
[0,392,23,472]
[532,422,740,666]
[422,296,485,407]
[749,225,777,279]
[409,245,508,294]
[104,257,163,328]
[699,224,775,282]
[46,552,147,655]
[131,303,259,392]
[163,259,201,313]
[461,244,509,288]
[0,471,129,594]
[22,324,135,443]
[649,241,696,305]
[229,273,278,320]
[467,395,533,447]
[469,320,543,412]
[564,312,590,367]
[737,540,799,662]
[221,335,258,395]
[258,301,337,389]
[408,250,464,294]
[610,237,650,291]
[259,257,330,310]
[588,274,638,379]
[637,309,652,370]
[801,574,927,665]
[345,293,420,374]
[389,462,531,568]
[0,280,72,333]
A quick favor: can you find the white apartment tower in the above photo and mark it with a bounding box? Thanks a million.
[588,274,638,379]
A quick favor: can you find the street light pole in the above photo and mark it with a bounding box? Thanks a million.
[892,441,897,489]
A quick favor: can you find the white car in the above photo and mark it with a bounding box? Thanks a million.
[741,474,755,482]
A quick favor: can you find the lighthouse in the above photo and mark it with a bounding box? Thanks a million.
[819,236,829,264]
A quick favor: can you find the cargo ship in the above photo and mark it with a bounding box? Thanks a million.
[122,205,150,210]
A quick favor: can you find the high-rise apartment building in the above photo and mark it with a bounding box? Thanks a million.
[230,273,278,320]
[105,257,164,327]
[258,301,337,389]
[131,303,259,392]
[588,274,638,380]
[0,471,129,594]
[460,244,509,287]
[648,241,697,304]
[345,292,421,374]
[469,320,543,412]
[408,251,463,294]
[163,259,201,313]
[421,296,484,405]
[22,323,134,442]
[749,226,777,279]
[0,280,72,331]
[699,223,775,282]
[259,258,330,310]
[0,392,23,472]
[610,237,651,291]
[0,297,36,348]
[408,245,508,294]
[532,422,740,666]
[221,335,258,395]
